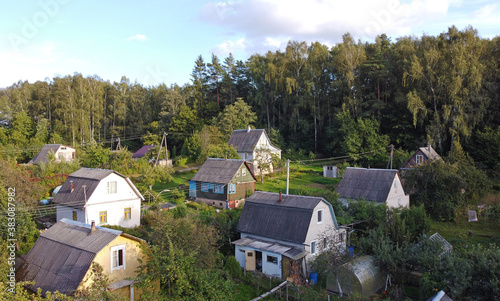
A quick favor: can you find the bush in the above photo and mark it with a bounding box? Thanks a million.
[225,256,243,279]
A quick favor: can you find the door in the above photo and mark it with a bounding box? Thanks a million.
[245,250,255,271]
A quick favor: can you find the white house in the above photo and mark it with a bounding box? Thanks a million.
[28,144,76,164]
[52,168,143,228]
[227,126,281,174]
[336,167,409,208]
[232,191,346,279]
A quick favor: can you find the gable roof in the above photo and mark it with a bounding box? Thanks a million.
[419,145,441,161]
[132,145,155,158]
[191,158,256,184]
[16,219,128,296]
[28,144,74,164]
[228,128,280,153]
[237,191,337,244]
[337,168,398,203]
[52,167,144,209]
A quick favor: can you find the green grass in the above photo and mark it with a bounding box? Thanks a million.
[152,170,195,191]
[430,218,500,248]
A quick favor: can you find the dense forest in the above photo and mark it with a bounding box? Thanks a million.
[1,26,499,171]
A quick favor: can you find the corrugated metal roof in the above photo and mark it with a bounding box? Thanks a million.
[28,144,74,164]
[232,237,308,260]
[132,145,155,158]
[228,128,281,153]
[419,146,442,161]
[191,158,256,184]
[16,219,122,296]
[236,191,323,244]
[337,168,398,203]
[52,167,143,209]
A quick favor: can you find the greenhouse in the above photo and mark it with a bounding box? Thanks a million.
[326,255,387,298]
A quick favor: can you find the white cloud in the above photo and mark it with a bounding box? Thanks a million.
[474,3,498,18]
[126,34,148,41]
[211,38,248,56]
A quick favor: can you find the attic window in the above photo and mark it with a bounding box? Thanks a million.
[317,210,323,224]
[61,147,66,150]
[242,168,247,176]
[416,155,424,165]
[111,244,126,272]
[107,181,117,194]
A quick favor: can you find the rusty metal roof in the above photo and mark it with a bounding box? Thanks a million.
[52,167,144,209]
[16,219,122,296]
[191,158,256,184]
[237,191,328,244]
[337,167,399,203]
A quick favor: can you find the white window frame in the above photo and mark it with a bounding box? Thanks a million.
[416,155,424,165]
[310,241,317,255]
[110,244,126,272]
[317,209,323,224]
[242,168,247,176]
[228,184,236,194]
[107,181,117,194]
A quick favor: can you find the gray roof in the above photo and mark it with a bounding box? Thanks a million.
[337,168,398,203]
[191,158,256,184]
[228,128,280,153]
[237,191,332,244]
[427,290,453,301]
[28,144,73,164]
[419,145,442,161]
[16,219,123,296]
[232,237,308,260]
[52,168,143,209]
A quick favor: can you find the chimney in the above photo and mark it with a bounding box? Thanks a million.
[367,164,370,169]
[247,125,251,133]
[70,180,74,192]
[279,190,283,203]
[89,220,96,235]
[427,143,431,153]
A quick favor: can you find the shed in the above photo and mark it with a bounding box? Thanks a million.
[326,255,386,298]
[323,165,338,178]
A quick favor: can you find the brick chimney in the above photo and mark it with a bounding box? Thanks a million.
[427,143,431,153]
[70,180,74,193]
[247,125,251,133]
[89,220,96,235]
[279,190,283,203]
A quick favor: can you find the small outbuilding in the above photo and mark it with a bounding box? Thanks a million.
[327,255,387,298]
[323,165,338,178]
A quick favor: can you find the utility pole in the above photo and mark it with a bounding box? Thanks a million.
[286,159,290,195]
[155,132,169,166]
[115,138,122,151]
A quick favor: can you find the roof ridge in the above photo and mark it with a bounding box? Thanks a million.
[60,218,123,235]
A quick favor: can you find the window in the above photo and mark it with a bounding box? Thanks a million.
[201,183,210,192]
[311,241,317,255]
[107,181,117,194]
[99,211,107,224]
[247,252,253,257]
[416,155,424,165]
[323,238,328,249]
[124,208,131,220]
[228,184,236,194]
[242,168,247,176]
[267,255,278,264]
[72,211,77,221]
[214,184,224,194]
[317,210,323,224]
[111,244,126,272]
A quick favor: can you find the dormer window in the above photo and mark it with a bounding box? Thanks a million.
[107,181,117,194]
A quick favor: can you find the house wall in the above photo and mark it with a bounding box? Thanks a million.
[385,175,410,208]
[303,201,339,264]
[234,245,283,278]
[56,205,85,223]
[54,146,76,163]
[85,174,141,227]
[80,235,145,300]
[403,149,428,168]
[323,166,338,178]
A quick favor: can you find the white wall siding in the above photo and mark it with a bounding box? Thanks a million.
[54,147,75,163]
[386,176,410,208]
[56,205,85,223]
[304,201,337,264]
[86,198,141,228]
[262,251,282,278]
[235,246,246,269]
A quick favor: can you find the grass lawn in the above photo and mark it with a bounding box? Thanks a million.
[430,218,500,248]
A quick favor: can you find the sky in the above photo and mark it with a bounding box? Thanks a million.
[0,0,498,88]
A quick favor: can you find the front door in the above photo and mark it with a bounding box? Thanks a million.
[245,250,255,271]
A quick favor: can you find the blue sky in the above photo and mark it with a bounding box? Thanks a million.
[0,0,498,88]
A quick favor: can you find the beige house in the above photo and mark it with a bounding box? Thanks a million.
[233,191,346,279]
[337,167,409,208]
[16,219,157,299]
[28,144,76,164]
[228,126,281,174]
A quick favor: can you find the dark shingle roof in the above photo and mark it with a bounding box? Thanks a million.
[419,145,441,161]
[16,219,122,296]
[52,168,143,209]
[28,144,73,164]
[228,128,280,153]
[337,168,398,203]
[237,191,325,244]
[191,158,256,184]
[132,145,155,158]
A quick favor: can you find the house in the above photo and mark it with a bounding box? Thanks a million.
[16,218,156,299]
[402,143,442,169]
[28,144,76,164]
[131,145,155,160]
[189,158,256,209]
[227,126,281,174]
[337,167,409,208]
[232,191,346,279]
[427,290,453,301]
[52,167,143,228]
[323,165,338,178]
